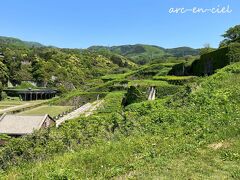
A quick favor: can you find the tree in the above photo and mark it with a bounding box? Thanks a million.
[0,61,8,85]
[200,43,215,55]
[0,61,8,100]
[0,82,2,100]
[227,42,240,63]
[220,25,240,47]
[31,56,48,85]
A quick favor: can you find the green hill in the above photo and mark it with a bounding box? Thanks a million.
[0,36,44,48]
[0,62,239,179]
[86,47,138,69]
[0,36,199,67]
[165,46,200,57]
[88,44,199,64]
[0,37,137,94]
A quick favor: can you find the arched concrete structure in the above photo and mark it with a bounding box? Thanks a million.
[3,89,57,101]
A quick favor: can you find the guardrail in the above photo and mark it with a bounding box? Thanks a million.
[52,104,82,120]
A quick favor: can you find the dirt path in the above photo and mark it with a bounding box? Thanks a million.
[0,103,30,114]
[56,100,103,127]
[0,101,47,114]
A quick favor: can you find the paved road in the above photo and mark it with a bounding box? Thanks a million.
[56,100,103,127]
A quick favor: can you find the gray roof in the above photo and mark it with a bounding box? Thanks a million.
[0,114,53,135]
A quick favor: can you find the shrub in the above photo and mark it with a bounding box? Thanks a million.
[1,91,7,100]
[0,82,2,100]
[123,86,145,106]
[153,76,197,85]
[0,92,125,170]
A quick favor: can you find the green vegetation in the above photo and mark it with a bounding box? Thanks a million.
[0,36,44,48]
[13,82,37,89]
[18,105,74,117]
[89,44,199,64]
[101,71,134,82]
[89,44,166,64]
[126,79,183,103]
[0,106,9,110]
[0,134,10,144]
[0,39,137,93]
[123,86,145,106]
[97,92,125,114]
[228,42,240,63]
[0,99,48,115]
[192,47,230,76]
[165,46,199,57]
[100,63,176,82]
[199,44,216,55]
[128,79,169,87]
[90,65,184,97]
[153,75,197,85]
[1,61,240,179]
[169,44,240,76]
[51,91,108,106]
[127,62,178,80]
[220,24,240,46]
[168,25,240,77]
[0,100,23,106]
[0,100,24,106]
[0,100,26,110]
[0,25,240,179]
[190,43,240,76]
[0,91,125,170]
[0,61,8,100]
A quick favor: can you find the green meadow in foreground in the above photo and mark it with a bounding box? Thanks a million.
[0,62,239,179]
[18,105,74,117]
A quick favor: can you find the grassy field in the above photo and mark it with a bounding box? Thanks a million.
[0,100,30,111]
[0,100,25,106]
[18,105,74,117]
[128,79,170,87]
[0,63,240,179]
[0,105,13,110]
[3,135,239,179]
[0,100,48,114]
[153,75,196,81]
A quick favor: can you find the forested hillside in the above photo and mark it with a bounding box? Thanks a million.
[0,36,44,48]
[0,39,137,95]
[88,44,199,64]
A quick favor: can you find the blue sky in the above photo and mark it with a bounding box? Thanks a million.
[0,0,239,48]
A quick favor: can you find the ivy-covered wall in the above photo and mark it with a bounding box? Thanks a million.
[169,44,240,76]
[190,47,229,76]
[168,63,185,76]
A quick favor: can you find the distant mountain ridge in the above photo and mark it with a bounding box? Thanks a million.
[88,44,199,64]
[0,36,44,48]
[165,47,200,57]
[0,36,199,64]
